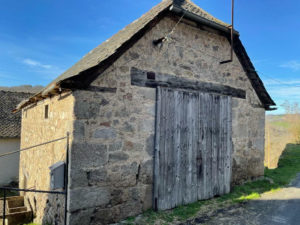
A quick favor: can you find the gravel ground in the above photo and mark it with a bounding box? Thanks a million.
[179,174,300,225]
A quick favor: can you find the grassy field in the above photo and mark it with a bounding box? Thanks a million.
[271,120,290,128]
[265,114,295,168]
[124,143,300,225]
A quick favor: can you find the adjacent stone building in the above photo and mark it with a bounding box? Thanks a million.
[16,0,275,224]
[0,91,33,186]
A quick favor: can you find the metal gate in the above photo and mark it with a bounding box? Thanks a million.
[154,87,232,210]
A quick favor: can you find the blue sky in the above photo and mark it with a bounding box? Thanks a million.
[1,0,300,114]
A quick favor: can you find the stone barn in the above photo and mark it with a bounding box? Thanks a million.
[0,91,32,186]
[16,0,275,224]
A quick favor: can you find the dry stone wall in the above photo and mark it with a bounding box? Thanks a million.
[68,16,266,224]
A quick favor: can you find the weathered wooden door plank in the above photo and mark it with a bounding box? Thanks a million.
[154,87,160,210]
[207,93,213,199]
[225,97,232,194]
[219,96,225,195]
[191,93,198,203]
[154,87,232,210]
[159,87,167,209]
[174,91,182,207]
[181,92,188,205]
[167,89,175,209]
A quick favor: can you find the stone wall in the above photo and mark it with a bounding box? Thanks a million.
[67,16,266,224]
[20,92,74,224]
[0,138,20,186]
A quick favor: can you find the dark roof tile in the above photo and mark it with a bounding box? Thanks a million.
[0,91,32,138]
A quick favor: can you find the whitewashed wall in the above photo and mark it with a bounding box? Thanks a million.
[0,138,20,186]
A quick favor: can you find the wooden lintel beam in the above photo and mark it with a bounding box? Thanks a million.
[131,67,246,99]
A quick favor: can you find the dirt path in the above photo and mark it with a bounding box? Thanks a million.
[179,174,300,225]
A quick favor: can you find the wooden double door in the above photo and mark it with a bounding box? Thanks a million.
[154,87,232,210]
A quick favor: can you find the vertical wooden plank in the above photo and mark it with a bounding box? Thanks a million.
[165,88,173,209]
[168,89,175,208]
[199,93,207,199]
[154,87,161,210]
[175,91,183,207]
[172,90,179,208]
[191,92,198,202]
[159,87,167,209]
[215,95,221,196]
[181,92,187,204]
[223,96,228,195]
[201,93,207,199]
[197,93,203,200]
[226,97,232,193]
[207,93,213,199]
[186,92,193,203]
[217,96,221,195]
[178,91,183,205]
[223,96,230,194]
[219,96,225,195]
[158,87,164,209]
[224,96,229,194]
[167,89,176,209]
[211,95,217,196]
[164,88,170,209]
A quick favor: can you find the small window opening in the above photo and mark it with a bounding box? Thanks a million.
[147,71,156,80]
[45,105,49,119]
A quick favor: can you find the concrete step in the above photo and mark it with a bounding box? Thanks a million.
[0,211,32,225]
[0,196,32,225]
[7,197,24,209]
[8,206,27,214]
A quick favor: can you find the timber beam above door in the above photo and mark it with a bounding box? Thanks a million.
[131,67,246,99]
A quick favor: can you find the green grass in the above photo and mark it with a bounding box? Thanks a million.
[270,120,290,128]
[124,143,300,225]
[265,144,300,185]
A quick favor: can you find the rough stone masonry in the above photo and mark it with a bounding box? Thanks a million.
[20,14,266,225]
[66,16,265,224]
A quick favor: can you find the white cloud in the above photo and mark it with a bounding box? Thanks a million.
[23,58,53,69]
[280,60,300,71]
[21,58,64,79]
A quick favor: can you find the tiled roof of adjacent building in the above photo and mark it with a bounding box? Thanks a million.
[0,91,33,138]
[16,0,275,111]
